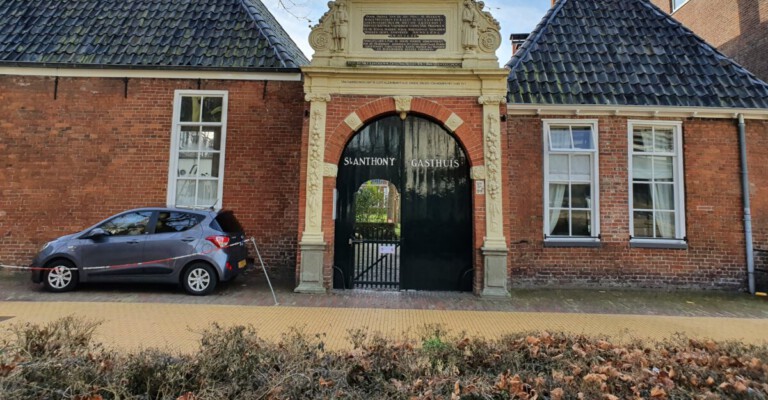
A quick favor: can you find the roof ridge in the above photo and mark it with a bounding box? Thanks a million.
[505,0,569,73]
[636,0,768,89]
[236,0,308,68]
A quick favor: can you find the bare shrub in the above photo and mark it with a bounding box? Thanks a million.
[1,318,767,399]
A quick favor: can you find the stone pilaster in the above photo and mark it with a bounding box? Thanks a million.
[296,93,332,294]
[478,95,509,297]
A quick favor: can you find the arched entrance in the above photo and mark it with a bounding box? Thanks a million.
[334,115,473,291]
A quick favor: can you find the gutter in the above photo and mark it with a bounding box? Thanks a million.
[0,61,303,74]
[737,113,756,294]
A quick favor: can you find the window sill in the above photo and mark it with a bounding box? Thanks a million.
[630,239,688,250]
[544,238,601,248]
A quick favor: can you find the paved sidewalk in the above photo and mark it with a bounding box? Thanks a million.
[3,269,768,317]
[1,301,767,353]
[2,269,767,353]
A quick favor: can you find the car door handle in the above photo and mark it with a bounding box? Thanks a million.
[127,240,140,245]
[181,238,195,242]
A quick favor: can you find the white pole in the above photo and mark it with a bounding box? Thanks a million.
[251,237,279,305]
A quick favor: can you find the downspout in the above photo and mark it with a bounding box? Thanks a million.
[737,113,756,294]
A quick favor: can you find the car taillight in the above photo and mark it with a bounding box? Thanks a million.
[206,235,230,248]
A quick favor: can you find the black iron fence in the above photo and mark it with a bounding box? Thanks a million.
[350,223,400,290]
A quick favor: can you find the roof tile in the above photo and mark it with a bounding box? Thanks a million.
[508,0,768,109]
[0,0,308,70]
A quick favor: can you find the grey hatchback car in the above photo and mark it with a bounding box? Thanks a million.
[31,208,248,295]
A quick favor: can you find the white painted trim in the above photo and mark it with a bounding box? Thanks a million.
[0,67,302,81]
[544,237,601,244]
[630,238,687,245]
[542,119,600,238]
[627,120,686,240]
[167,90,229,211]
[508,104,768,120]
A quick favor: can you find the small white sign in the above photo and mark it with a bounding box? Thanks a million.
[379,244,396,254]
[475,180,485,195]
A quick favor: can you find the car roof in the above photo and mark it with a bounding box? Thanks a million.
[123,207,218,216]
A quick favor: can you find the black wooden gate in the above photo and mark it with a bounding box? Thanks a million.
[350,223,400,289]
[334,115,472,291]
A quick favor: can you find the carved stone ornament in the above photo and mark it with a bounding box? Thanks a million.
[306,110,326,231]
[479,30,502,53]
[444,113,464,132]
[310,0,349,53]
[484,112,503,235]
[478,95,507,106]
[305,93,332,103]
[344,112,363,131]
[309,29,332,52]
[323,163,339,177]
[394,96,413,120]
[461,0,502,54]
[470,166,487,180]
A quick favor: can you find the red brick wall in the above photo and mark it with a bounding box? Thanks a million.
[506,115,747,289]
[746,119,768,270]
[650,0,768,81]
[3,74,758,291]
[0,76,305,274]
[297,95,505,292]
[650,0,672,13]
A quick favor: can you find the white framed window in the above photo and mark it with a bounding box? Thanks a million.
[167,90,228,210]
[671,0,690,12]
[543,120,600,242]
[628,121,686,244]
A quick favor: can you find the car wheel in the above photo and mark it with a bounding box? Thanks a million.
[43,260,79,292]
[182,262,217,296]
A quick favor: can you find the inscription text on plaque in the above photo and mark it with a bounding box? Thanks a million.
[363,15,446,37]
[362,14,447,52]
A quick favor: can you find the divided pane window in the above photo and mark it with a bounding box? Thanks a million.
[544,123,599,238]
[169,92,227,210]
[630,123,684,240]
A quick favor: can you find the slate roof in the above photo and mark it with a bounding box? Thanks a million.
[0,0,308,71]
[507,0,768,109]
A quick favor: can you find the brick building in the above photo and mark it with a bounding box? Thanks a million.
[650,0,768,82]
[0,0,308,276]
[2,0,768,296]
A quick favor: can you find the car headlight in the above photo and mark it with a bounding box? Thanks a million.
[40,242,52,252]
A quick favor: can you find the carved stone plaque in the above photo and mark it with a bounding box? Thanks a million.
[362,13,446,52]
[363,15,446,37]
[363,39,446,52]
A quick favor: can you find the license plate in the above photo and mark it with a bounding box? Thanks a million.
[238,260,247,269]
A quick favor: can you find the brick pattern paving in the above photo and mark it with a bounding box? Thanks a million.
[3,269,767,318]
[1,301,767,354]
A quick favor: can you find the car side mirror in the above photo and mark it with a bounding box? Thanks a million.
[85,228,109,239]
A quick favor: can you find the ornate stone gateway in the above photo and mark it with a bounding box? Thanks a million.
[334,116,472,291]
[297,0,510,296]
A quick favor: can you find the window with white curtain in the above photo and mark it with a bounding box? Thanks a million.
[629,121,685,241]
[167,90,228,210]
[543,120,600,240]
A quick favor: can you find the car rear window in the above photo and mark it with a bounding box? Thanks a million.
[210,211,244,233]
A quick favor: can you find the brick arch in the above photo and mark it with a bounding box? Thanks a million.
[325,97,483,167]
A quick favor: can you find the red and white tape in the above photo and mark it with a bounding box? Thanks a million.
[0,238,255,272]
